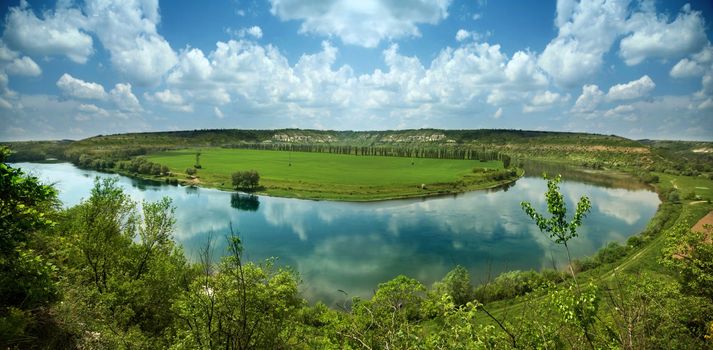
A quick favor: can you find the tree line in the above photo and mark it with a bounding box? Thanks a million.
[226,143,512,166]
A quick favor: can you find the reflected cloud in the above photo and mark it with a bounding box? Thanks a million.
[17,162,661,304]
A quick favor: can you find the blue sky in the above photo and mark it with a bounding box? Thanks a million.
[1,0,712,141]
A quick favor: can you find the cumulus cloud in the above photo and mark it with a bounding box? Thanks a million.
[572,84,605,113]
[77,103,109,118]
[161,38,552,127]
[670,57,706,78]
[233,26,263,39]
[670,45,713,103]
[2,2,93,63]
[5,56,41,76]
[110,83,141,112]
[699,98,713,110]
[84,0,177,86]
[620,4,707,66]
[455,29,471,42]
[144,89,193,112]
[604,104,635,118]
[607,75,655,101]
[539,0,628,87]
[56,73,107,100]
[540,1,708,86]
[269,0,451,48]
[572,75,656,114]
[2,0,177,86]
[523,90,568,113]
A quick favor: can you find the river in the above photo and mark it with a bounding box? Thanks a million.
[14,162,660,305]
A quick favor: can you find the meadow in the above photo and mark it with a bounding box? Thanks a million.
[144,147,517,200]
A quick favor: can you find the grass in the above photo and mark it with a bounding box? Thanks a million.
[144,147,519,201]
[472,171,713,328]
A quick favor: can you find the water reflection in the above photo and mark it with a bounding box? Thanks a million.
[231,193,261,211]
[14,162,660,305]
[521,160,651,191]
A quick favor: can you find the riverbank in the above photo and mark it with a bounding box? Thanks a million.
[122,165,525,202]
[141,147,524,201]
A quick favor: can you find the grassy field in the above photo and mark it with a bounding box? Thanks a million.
[475,171,713,329]
[144,148,519,200]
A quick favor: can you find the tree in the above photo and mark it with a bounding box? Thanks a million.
[432,265,473,306]
[194,151,202,169]
[520,174,596,348]
[172,230,303,349]
[231,170,260,190]
[662,223,713,300]
[520,174,591,279]
[0,147,59,345]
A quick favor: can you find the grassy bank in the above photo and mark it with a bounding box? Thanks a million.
[475,170,713,331]
[144,147,521,201]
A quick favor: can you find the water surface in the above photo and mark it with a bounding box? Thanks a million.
[15,162,660,305]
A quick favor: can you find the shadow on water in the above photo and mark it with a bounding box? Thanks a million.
[230,193,261,212]
[520,160,650,190]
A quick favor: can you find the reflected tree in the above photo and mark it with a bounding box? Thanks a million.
[230,193,260,212]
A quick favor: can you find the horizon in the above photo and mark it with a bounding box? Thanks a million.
[4,127,708,144]
[1,0,713,141]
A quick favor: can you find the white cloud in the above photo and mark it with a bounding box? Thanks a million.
[0,97,12,109]
[539,0,628,87]
[540,1,707,86]
[572,75,656,115]
[160,37,556,128]
[144,89,193,112]
[269,0,452,48]
[670,45,713,103]
[167,48,213,85]
[84,0,177,86]
[523,90,568,113]
[56,73,107,100]
[455,29,470,42]
[2,0,177,86]
[2,3,93,63]
[214,106,224,118]
[110,83,141,112]
[572,84,605,113]
[146,89,185,105]
[5,56,41,76]
[698,98,713,110]
[0,42,19,62]
[493,107,503,119]
[77,103,109,118]
[670,58,705,78]
[604,104,635,117]
[237,26,263,39]
[607,75,655,100]
[620,4,707,66]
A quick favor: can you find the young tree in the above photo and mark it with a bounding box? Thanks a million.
[520,174,591,279]
[194,151,202,169]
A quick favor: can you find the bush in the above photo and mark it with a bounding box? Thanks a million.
[185,168,196,176]
[232,170,260,190]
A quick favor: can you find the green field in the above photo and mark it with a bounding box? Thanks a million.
[145,148,518,200]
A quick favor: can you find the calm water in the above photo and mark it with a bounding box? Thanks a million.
[15,162,660,305]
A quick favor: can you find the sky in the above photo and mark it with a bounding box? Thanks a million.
[0,0,712,141]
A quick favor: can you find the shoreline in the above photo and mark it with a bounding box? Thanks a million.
[37,161,526,202]
[132,167,525,202]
